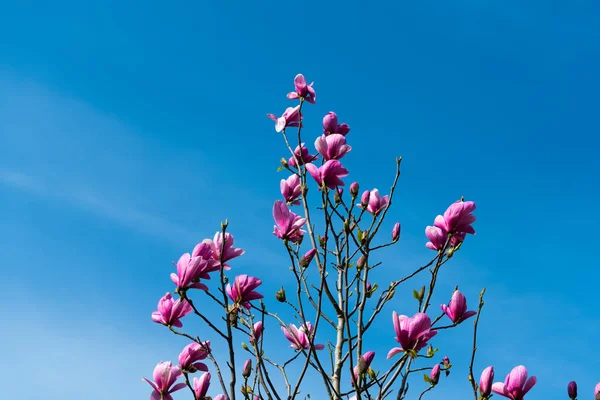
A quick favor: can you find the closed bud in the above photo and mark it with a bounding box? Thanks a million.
[357,255,367,270]
[241,342,249,351]
[280,157,289,168]
[350,182,359,197]
[360,190,370,206]
[443,356,451,369]
[418,285,426,300]
[392,222,401,242]
[242,359,252,378]
[334,188,343,204]
[240,385,252,395]
[446,246,455,258]
[343,219,351,234]
[299,248,317,268]
[275,287,286,303]
[319,235,328,249]
[567,381,577,399]
[430,364,440,385]
[357,356,368,375]
[479,366,494,397]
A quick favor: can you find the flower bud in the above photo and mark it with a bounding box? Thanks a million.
[418,285,425,300]
[241,342,249,351]
[319,235,328,249]
[357,255,367,270]
[240,385,252,395]
[242,359,252,378]
[299,248,317,268]
[430,364,440,385]
[280,157,289,168]
[479,366,494,397]
[275,287,286,303]
[567,381,577,399]
[350,182,359,197]
[357,355,368,375]
[334,188,343,204]
[443,356,451,369]
[360,190,370,206]
[392,222,401,242]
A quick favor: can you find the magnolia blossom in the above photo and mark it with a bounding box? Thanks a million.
[287,143,318,168]
[178,341,211,372]
[281,322,324,351]
[267,105,301,132]
[170,253,209,292]
[299,248,317,268]
[191,242,221,271]
[479,366,494,397]
[272,200,307,243]
[430,364,441,385]
[387,312,437,359]
[242,358,252,378]
[314,134,352,161]
[202,232,245,267]
[250,321,263,344]
[392,222,401,242]
[492,365,537,400]
[351,351,375,385]
[350,181,359,196]
[142,361,186,400]
[281,174,302,205]
[286,74,316,104]
[323,112,350,136]
[226,274,263,310]
[214,396,226,400]
[567,381,577,399]
[434,200,477,235]
[357,189,389,215]
[306,160,349,189]
[193,372,211,400]
[595,382,600,400]
[425,226,446,251]
[440,290,477,324]
[151,293,192,328]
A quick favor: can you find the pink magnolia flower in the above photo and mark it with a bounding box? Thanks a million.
[314,134,352,161]
[387,312,437,359]
[170,253,209,292]
[425,226,446,251]
[440,290,477,324]
[430,364,441,385]
[323,112,350,136]
[357,189,389,215]
[492,365,537,400]
[479,366,494,397]
[350,182,359,197]
[178,341,211,373]
[191,241,221,272]
[142,361,186,400]
[288,143,318,168]
[299,248,317,268]
[392,222,401,242]
[226,274,263,310]
[281,322,324,351]
[193,372,211,399]
[351,351,375,384]
[202,232,245,266]
[567,381,577,399]
[451,231,466,246]
[151,293,192,328]
[594,382,600,400]
[287,74,316,104]
[214,396,226,400]
[250,321,263,344]
[434,200,477,235]
[281,174,302,205]
[242,358,252,378]
[306,160,349,189]
[267,105,302,132]
[273,200,307,243]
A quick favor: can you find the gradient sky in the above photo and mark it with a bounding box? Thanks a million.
[1,1,599,399]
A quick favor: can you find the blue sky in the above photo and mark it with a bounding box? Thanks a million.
[1,1,599,399]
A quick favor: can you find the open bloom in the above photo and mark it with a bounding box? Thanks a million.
[492,365,537,400]
[306,160,349,189]
[287,143,318,168]
[281,174,302,205]
[314,134,352,161]
[202,232,245,267]
[273,200,307,243]
[178,341,211,373]
[282,322,324,351]
[142,361,186,400]
[387,312,437,359]
[351,351,375,385]
[193,372,211,399]
[250,321,263,344]
[152,293,192,328]
[191,242,221,272]
[267,105,302,132]
[323,111,350,136]
[286,74,316,104]
[479,366,494,397]
[425,226,446,251]
[357,189,389,215]
[170,253,209,292]
[226,274,263,310]
[440,290,477,324]
[434,200,477,235]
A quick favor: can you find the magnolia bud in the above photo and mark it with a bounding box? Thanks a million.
[360,190,370,206]
[241,342,249,351]
[567,381,577,399]
[357,356,368,375]
[334,188,343,204]
[240,385,252,395]
[299,249,317,268]
[392,222,401,242]
[357,255,367,271]
[443,356,451,369]
[430,364,440,385]
[350,182,359,197]
[319,235,327,249]
[275,287,286,303]
[242,359,252,378]
[479,366,494,397]
[280,157,289,168]
[418,285,425,300]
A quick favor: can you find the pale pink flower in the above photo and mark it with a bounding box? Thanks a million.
[287,143,318,168]
[286,74,316,104]
[492,365,537,400]
[281,322,324,351]
[193,372,211,399]
[267,105,302,132]
[425,226,446,251]
[226,274,263,310]
[314,134,352,161]
[142,361,186,400]
[306,160,349,189]
[480,366,494,397]
[202,232,244,269]
[594,382,600,400]
[151,293,192,328]
[392,222,401,242]
[357,189,389,215]
[440,290,477,324]
[273,200,307,243]
[170,253,209,292]
[387,312,437,359]
[323,112,350,136]
[281,174,302,205]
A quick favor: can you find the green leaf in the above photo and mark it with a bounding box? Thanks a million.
[423,374,432,383]
[276,167,285,172]
[413,289,421,300]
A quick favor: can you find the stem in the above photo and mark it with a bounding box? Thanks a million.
[468,288,486,400]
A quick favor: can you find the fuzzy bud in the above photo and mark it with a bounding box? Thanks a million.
[275,287,286,303]
[299,248,317,268]
[350,182,359,197]
[242,359,252,378]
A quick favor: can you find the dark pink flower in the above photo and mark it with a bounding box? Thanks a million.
[357,189,389,215]
[314,134,352,161]
[323,112,350,136]
[202,232,244,269]
[288,143,318,168]
[434,200,477,235]
[425,226,446,251]
[480,366,494,397]
[178,341,211,373]
[392,222,401,242]
[142,361,186,400]
[170,253,209,292]
[193,372,211,399]
[492,365,537,400]
[272,200,307,243]
[226,274,263,310]
[350,182,359,197]
[151,293,192,328]
[567,381,577,399]
[267,105,302,132]
[281,174,302,205]
[351,351,375,384]
[430,364,441,385]
[281,322,324,351]
[299,248,317,268]
[191,242,221,272]
[387,312,437,359]
[306,160,349,189]
[440,290,477,324]
[286,74,316,104]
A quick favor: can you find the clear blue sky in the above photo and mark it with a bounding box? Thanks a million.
[1,1,599,399]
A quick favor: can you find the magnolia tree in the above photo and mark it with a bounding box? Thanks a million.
[143,74,600,400]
